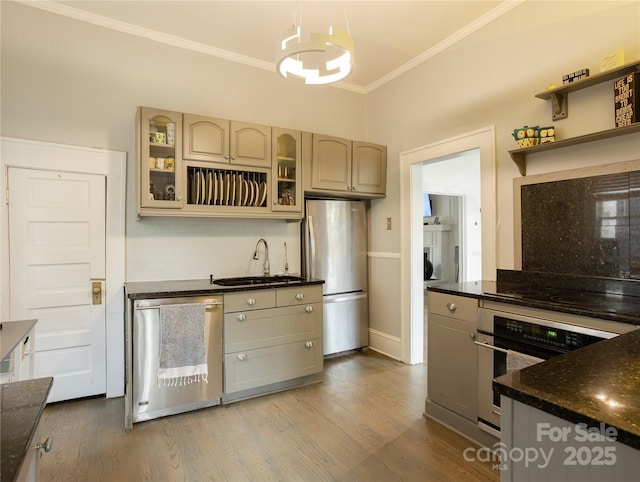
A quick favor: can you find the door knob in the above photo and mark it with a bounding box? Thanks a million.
[91,282,102,305]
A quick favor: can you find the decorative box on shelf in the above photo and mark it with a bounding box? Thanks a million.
[614,72,639,128]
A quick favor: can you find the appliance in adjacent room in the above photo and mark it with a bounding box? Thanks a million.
[303,199,369,356]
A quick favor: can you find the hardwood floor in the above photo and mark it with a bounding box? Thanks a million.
[37,352,498,481]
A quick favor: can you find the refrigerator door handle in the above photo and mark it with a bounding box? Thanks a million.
[323,293,367,303]
[308,214,316,277]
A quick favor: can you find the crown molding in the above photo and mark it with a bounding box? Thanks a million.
[364,0,525,93]
[18,0,522,95]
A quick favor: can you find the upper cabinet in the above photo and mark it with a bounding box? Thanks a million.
[306,134,387,198]
[138,107,184,210]
[183,113,271,168]
[136,106,387,219]
[272,128,302,213]
[352,141,387,195]
[311,134,352,192]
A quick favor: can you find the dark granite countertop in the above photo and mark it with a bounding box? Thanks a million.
[125,277,325,300]
[1,320,37,362]
[494,330,640,450]
[1,377,53,482]
[426,280,640,326]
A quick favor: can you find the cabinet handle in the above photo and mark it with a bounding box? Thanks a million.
[295,293,304,301]
[246,298,256,306]
[224,155,229,160]
[352,186,357,191]
[305,306,313,313]
[446,302,457,313]
[176,196,182,201]
[469,332,476,341]
[305,341,314,348]
[36,437,53,453]
[236,314,247,321]
[238,353,247,361]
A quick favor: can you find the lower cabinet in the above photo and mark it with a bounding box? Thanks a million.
[427,291,478,421]
[223,285,323,401]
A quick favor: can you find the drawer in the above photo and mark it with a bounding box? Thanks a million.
[276,285,323,307]
[428,291,478,322]
[224,338,323,394]
[224,303,322,353]
[224,289,276,313]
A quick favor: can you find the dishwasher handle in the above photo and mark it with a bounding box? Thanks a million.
[135,301,223,311]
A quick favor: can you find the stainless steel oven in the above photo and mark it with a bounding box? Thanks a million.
[476,306,619,437]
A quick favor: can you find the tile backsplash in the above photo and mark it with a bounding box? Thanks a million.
[521,170,640,279]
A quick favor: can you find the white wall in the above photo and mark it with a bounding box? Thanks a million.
[366,0,640,359]
[0,1,367,282]
[2,1,639,361]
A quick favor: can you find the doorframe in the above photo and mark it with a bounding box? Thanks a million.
[399,127,496,364]
[1,137,126,398]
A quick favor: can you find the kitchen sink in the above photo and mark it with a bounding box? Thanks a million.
[212,275,306,286]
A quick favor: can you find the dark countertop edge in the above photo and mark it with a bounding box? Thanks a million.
[1,377,53,482]
[426,283,640,326]
[494,377,640,451]
[125,278,325,300]
[1,319,37,362]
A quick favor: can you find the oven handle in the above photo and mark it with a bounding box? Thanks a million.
[474,341,509,354]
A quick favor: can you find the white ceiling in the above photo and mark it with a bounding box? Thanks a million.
[29,1,522,93]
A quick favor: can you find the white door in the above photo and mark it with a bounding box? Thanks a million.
[8,167,107,402]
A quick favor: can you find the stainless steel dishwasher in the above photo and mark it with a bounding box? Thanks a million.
[132,296,223,423]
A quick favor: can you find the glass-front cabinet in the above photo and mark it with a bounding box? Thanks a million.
[139,107,183,209]
[272,128,301,213]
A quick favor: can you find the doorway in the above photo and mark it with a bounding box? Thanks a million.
[1,137,127,399]
[399,127,496,364]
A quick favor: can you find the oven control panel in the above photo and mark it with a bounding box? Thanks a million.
[496,316,605,352]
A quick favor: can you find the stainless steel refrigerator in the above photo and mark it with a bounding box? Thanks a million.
[303,199,369,356]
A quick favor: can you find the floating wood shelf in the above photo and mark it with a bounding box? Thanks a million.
[535,60,640,120]
[508,123,640,176]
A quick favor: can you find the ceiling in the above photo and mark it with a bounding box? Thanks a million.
[30,1,522,93]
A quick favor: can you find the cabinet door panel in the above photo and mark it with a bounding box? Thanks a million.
[311,134,351,191]
[183,114,229,162]
[352,142,387,195]
[224,303,322,352]
[224,339,323,393]
[231,121,271,167]
[428,313,477,420]
[139,107,183,209]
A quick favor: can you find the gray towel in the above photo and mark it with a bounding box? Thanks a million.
[158,303,208,387]
[506,350,543,373]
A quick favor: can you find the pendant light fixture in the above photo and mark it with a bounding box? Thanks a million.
[275,5,354,85]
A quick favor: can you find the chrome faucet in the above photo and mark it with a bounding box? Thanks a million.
[253,238,270,276]
[284,242,289,276]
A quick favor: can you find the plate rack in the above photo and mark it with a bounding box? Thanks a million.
[186,166,269,208]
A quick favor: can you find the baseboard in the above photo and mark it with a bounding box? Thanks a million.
[368,328,401,361]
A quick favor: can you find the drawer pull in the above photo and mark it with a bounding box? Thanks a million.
[238,353,247,361]
[305,306,314,313]
[236,314,247,321]
[446,302,457,313]
[246,298,256,306]
[295,293,305,301]
[305,341,314,349]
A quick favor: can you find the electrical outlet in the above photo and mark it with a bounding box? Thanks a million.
[386,217,392,230]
